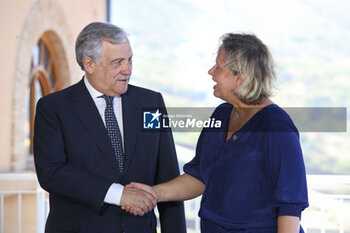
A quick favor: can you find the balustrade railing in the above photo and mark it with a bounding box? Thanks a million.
[1,173,349,233]
[0,173,48,233]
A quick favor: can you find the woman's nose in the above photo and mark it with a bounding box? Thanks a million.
[208,65,215,75]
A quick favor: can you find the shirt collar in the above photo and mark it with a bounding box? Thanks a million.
[84,76,103,99]
[84,76,121,99]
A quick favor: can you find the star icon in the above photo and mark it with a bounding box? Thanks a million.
[151,109,162,122]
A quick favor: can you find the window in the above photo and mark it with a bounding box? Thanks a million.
[26,34,62,155]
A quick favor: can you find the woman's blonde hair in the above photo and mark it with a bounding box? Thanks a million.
[220,33,276,105]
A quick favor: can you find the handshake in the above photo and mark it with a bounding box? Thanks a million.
[119,174,205,216]
[120,182,160,216]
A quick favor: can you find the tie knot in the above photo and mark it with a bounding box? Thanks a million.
[100,95,114,106]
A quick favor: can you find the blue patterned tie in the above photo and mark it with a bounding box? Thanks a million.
[100,95,124,174]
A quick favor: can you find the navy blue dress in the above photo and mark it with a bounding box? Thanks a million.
[184,103,309,233]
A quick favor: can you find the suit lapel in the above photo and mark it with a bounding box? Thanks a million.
[69,79,122,179]
[121,85,141,175]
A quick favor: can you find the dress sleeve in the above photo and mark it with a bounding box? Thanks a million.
[183,130,205,183]
[266,122,309,218]
[184,103,231,185]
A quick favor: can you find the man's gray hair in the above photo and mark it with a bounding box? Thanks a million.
[220,33,277,105]
[75,22,128,71]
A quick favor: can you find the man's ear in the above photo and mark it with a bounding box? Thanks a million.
[83,56,95,74]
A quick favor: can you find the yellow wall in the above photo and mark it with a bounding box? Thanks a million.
[0,0,34,172]
[0,0,106,172]
[0,0,106,231]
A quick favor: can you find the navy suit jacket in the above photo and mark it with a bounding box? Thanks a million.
[34,79,186,233]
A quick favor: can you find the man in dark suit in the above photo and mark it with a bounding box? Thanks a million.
[34,22,186,233]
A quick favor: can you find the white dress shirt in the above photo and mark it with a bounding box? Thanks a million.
[84,77,124,206]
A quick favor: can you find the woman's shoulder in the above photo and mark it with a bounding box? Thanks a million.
[262,104,299,133]
[212,102,233,116]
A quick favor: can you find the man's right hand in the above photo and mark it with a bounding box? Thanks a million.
[120,187,157,216]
